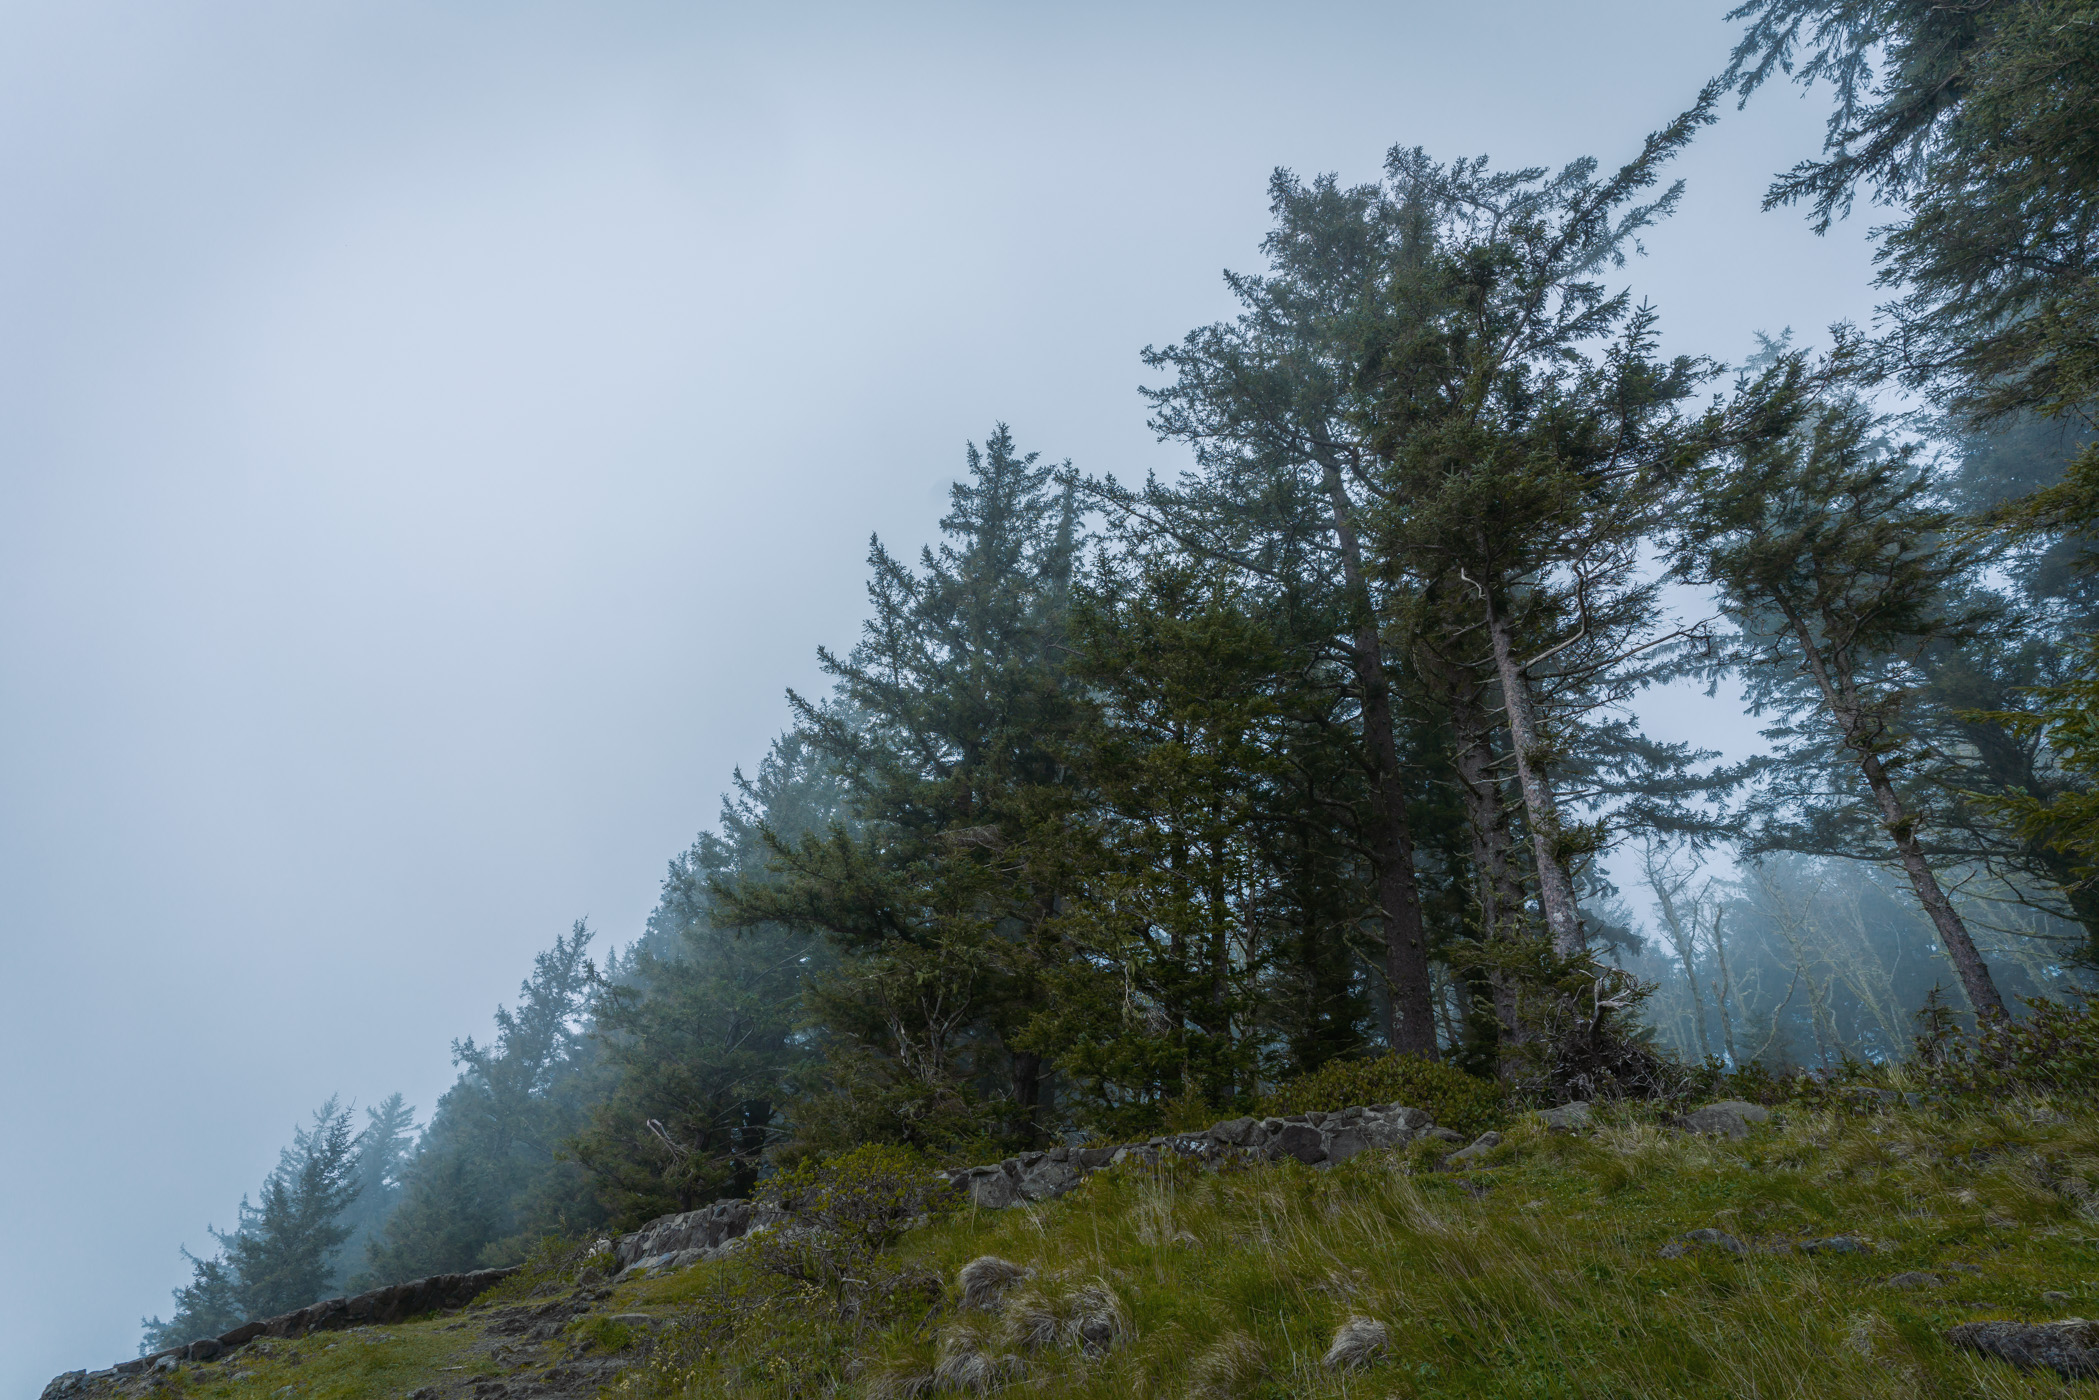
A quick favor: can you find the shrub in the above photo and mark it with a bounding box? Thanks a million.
[746,1143,956,1294]
[1258,1054,1507,1138]
[478,1233,617,1304]
[1915,992,2099,1099]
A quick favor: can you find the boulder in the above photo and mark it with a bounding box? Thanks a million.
[1537,1102,1593,1133]
[1268,1123,1327,1165]
[1019,1157,1082,1202]
[1702,1099,1771,1124]
[966,1168,1019,1210]
[1324,1128,1369,1164]
[1207,1117,1258,1147]
[1445,1131,1504,1166]
[1947,1319,2099,1379]
[1670,1106,1750,1140]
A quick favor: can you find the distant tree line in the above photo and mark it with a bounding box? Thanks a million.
[144,0,2099,1351]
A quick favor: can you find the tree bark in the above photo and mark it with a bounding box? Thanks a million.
[1780,606,2008,1021]
[1424,643,1526,1040]
[1320,463,1438,1056]
[1480,585,1586,957]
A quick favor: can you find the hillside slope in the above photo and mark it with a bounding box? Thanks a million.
[45,1097,2099,1399]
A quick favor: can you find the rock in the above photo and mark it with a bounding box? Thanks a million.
[1359,1119,1415,1150]
[1019,1157,1082,1201]
[1681,1228,1746,1255]
[1803,1235,1871,1255]
[1325,1127,1369,1164]
[966,1169,1019,1210]
[2043,1291,2074,1307]
[1426,1127,1464,1145]
[1670,1106,1750,1139]
[1446,1131,1504,1165]
[1208,1117,1258,1147]
[1322,1315,1388,1370]
[1703,1099,1771,1124]
[1269,1123,1327,1165]
[1947,1318,2099,1379]
[1886,1272,1939,1289]
[152,1356,178,1374]
[1076,1146,1117,1170]
[1537,1102,1593,1132]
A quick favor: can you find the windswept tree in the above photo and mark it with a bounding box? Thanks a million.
[1676,370,2010,1018]
[1134,172,1443,1054]
[1362,93,1731,960]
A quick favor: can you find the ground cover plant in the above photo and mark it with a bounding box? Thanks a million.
[586,1091,2097,1400]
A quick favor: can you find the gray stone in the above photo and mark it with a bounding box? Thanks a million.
[1537,1102,1593,1133]
[1671,1106,1750,1139]
[1886,1272,1939,1289]
[1076,1146,1116,1170]
[1446,1131,1504,1165]
[1681,1228,1746,1255]
[967,1170,1019,1209]
[1803,1235,1871,1255]
[1702,1099,1771,1124]
[2042,1291,2074,1307]
[1947,1319,2099,1379]
[1019,1157,1082,1201]
[184,1338,224,1361]
[1325,1128,1369,1164]
[1360,1119,1414,1150]
[1269,1123,1327,1165]
[1426,1126,1464,1145]
[1208,1117,1257,1147]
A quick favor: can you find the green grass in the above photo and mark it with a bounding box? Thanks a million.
[126,1098,2099,1400]
[616,1099,2099,1399]
[137,1319,498,1400]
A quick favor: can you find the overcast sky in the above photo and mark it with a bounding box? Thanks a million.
[0,3,1880,1388]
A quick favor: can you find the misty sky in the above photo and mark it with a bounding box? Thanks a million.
[0,3,1881,1388]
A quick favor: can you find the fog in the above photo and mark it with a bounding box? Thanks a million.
[0,2,1882,1388]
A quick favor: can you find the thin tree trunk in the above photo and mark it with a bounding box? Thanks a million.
[1427,645,1526,1041]
[1320,463,1437,1056]
[1708,908,1740,1066]
[1481,586,1586,957]
[1779,607,2008,1021]
[1647,855,1712,1061]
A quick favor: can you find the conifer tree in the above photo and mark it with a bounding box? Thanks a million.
[718,427,1083,1149]
[1677,373,2010,1019]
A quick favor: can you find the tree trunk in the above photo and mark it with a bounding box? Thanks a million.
[1647,860,1712,1061]
[1320,464,1438,1056]
[1780,607,2008,1021]
[1426,644,1526,1041]
[1480,585,1586,957]
[1709,909,1740,1066]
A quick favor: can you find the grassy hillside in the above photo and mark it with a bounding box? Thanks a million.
[94,1097,2096,1400]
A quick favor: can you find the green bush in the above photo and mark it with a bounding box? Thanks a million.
[747,1143,957,1294]
[478,1233,618,1304]
[1915,992,2099,1099]
[1258,1053,1507,1138]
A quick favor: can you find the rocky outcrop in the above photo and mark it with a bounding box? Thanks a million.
[611,1197,787,1274]
[936,1103,1434,1213]
[1948,1318,2099,1379]
[41,1268,518,1399]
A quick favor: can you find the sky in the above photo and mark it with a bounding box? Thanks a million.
[0,2,1882,1389]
